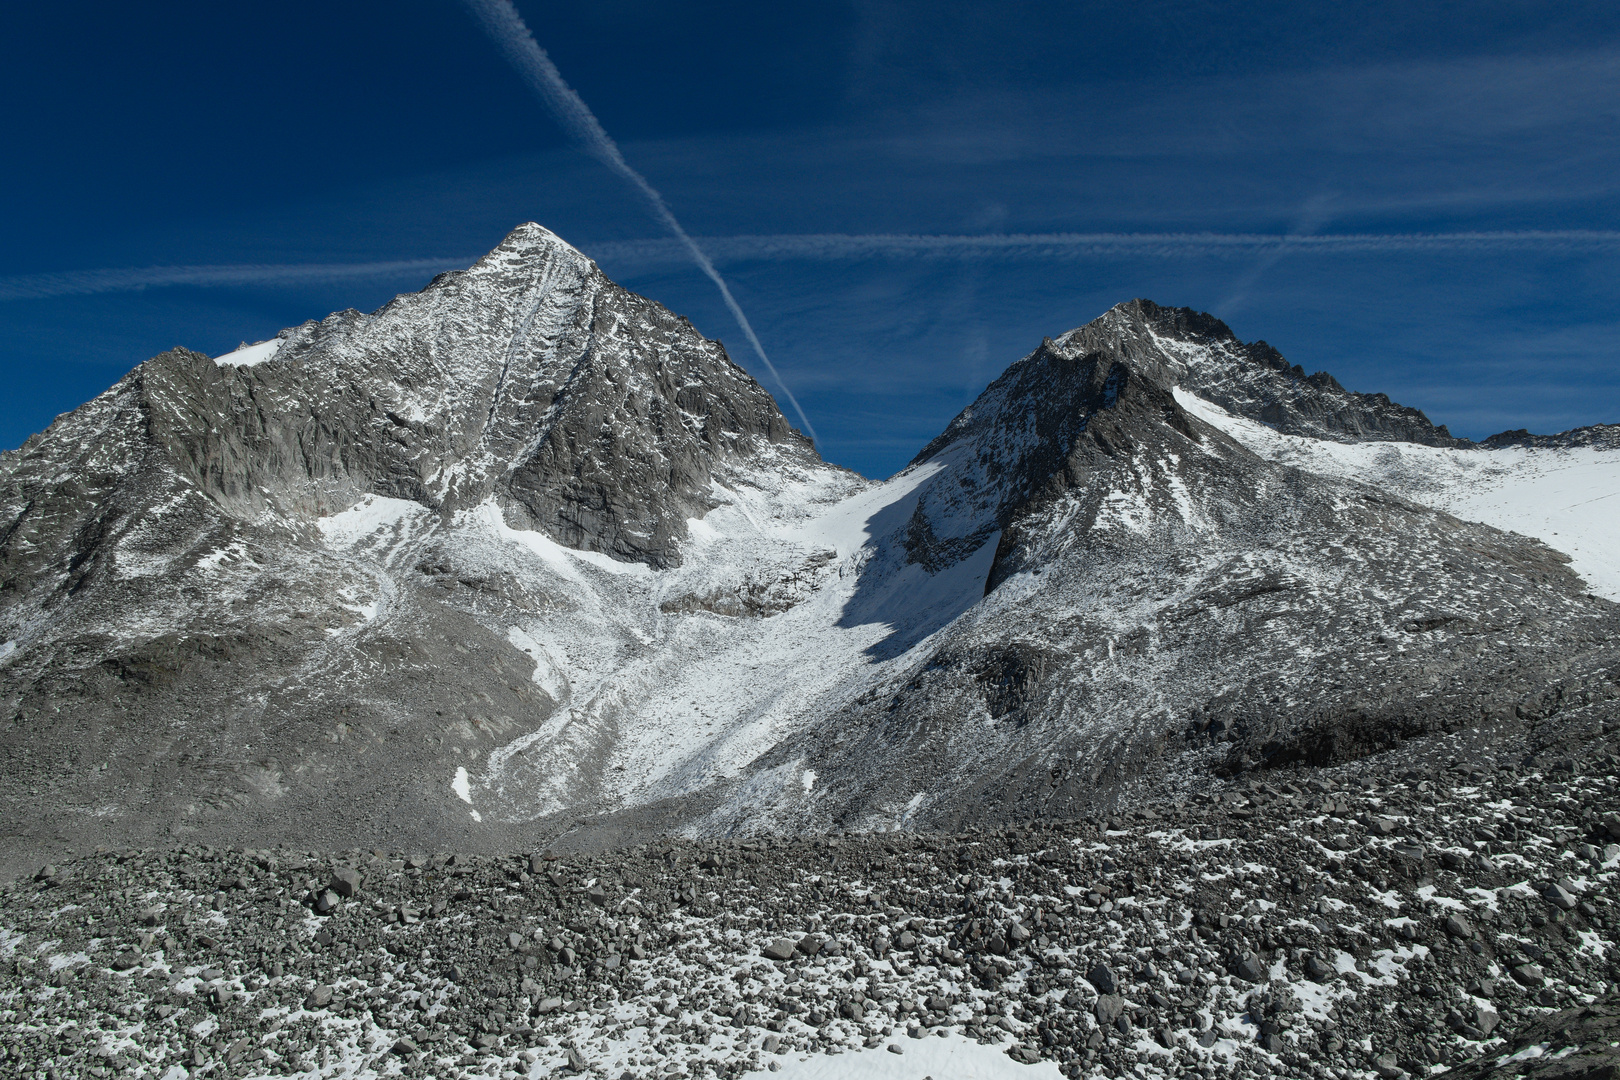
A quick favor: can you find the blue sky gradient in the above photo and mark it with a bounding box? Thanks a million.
[3,2,1618,477]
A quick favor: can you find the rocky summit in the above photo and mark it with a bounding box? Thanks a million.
[1,224,1618,1079]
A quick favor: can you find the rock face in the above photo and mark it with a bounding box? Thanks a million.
[0,223,834,869]
[0,228,1616,873]
[2,223,810,574]
[1058,299,1464,446]
[1479,423,1620,450]
[709,302,1618,835]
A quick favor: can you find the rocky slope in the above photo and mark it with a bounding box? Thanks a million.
[686,308,1619,837]
[0,225,1616,881]
[2,705,1617,1080]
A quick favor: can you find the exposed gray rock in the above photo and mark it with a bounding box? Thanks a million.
[1512,963,1546,988]
[1374,1052,1406,1078]
[329,866,362,898]
[0,229,1615,876]
[5,765,1612,1080]
[1542,883,1578,911]
[1235,955,1268,983]
[1094,994,1125,1025]
[762,939,796,962]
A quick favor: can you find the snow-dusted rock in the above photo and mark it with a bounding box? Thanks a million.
[0,225,1616,873]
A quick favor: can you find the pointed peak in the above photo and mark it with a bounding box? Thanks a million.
[1056,299,1239,351]
[460,222,597,280]
[501,221,587,258]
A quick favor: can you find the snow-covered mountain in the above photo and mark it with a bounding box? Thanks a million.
[1,229,1615,863]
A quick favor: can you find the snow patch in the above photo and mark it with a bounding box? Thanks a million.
[195,539,251,572]
[742,1031,1064,1080]
[317,495,430,550]
[452,767,473,804]
[343,599,379,622]
[213,338,283,368]
[506,626,569,703]
[470,501,652,579]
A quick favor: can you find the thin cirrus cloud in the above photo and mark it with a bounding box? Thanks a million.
[0,258,478,303]
[591,230,1620,266]
[6,230,1619,303]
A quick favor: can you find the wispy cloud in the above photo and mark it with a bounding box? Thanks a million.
[591,229,1620,266]
[0,258,476,302]
[7,230,1617,303]
[459,0,818,444]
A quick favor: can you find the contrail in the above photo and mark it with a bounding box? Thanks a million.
[8,229,1618,302]
[459,0,819,445]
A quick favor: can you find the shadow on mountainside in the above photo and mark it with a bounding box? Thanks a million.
[832,464,1001,662]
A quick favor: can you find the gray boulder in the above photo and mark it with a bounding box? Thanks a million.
[329,866,362,898]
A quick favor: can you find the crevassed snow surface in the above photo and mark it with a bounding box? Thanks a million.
[1173,387,1620,600]
[212,338,283,367]
[591,462,993,816]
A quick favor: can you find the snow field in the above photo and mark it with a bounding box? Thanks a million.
[1172,388,1620,600]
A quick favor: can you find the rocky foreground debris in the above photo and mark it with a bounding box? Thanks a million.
[4,735,1619,1080]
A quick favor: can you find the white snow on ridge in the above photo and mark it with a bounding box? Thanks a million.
[1173,387,1620,600]
[213,338,283,367]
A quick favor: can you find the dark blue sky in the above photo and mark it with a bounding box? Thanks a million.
[4,1,1618,477]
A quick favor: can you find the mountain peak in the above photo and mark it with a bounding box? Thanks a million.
[473,221,593,272]
[1083,297,1240,348]
[897,296,1480,587]
[7,223,820,575]
[1051,299,1458,446]
[2,225,1614,886]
